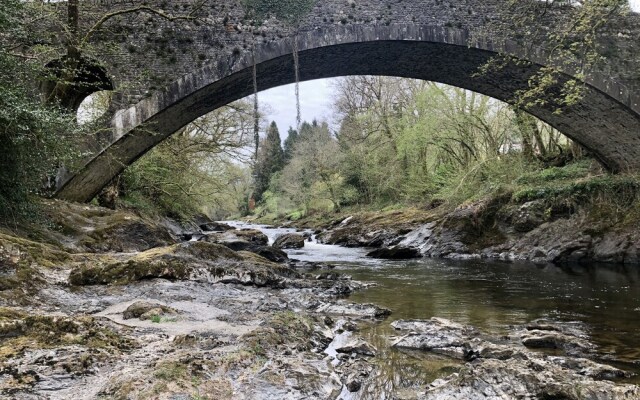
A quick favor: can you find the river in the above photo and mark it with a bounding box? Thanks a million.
[226,221,640,398]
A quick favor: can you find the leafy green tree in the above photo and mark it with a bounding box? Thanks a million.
[280,122,350,212]
[479,0,631,112]
[121,101,254,219]
[253,121,285,201]
[0,0,79,221]
[333,76,573,206]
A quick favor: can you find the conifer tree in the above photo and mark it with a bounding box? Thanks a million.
[283,126,299,163]
[253,121,284,201]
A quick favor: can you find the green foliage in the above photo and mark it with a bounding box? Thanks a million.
[254,77,594,222]
[0,0,80,222]
[481,0,631,113]
[433,156,536,208]
[334,78,528,207]
[513,173,640,204]
[515,159,592,186]
[283,126,298,162]
[278,121,350,213]
[121,102,253,220]
[508,160,640,226]
[253,121,285,202]
[242,0,316,24]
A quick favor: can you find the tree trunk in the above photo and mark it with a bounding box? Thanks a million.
[514,109,537,160]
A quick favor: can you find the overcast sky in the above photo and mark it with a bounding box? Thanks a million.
[257,79,337,138]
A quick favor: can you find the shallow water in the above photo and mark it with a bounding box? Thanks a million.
[227,222,640,397]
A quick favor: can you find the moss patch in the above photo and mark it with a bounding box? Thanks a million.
[242,311,315,356]
[69,242,297,286]
[0,312,134,362]
[0,232,70,268]
[0,232,73,301]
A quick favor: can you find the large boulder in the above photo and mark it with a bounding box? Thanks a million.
[273,233,305,249]
[316,212,426,248]
[252,246,289,263]
[41,199,175,253]
[81,219,175,253]
[68,242,298,287]
[235,229,269,245]
[199,222,235,232]
[391,318,477,359]
[203,230,288,263]
[201,229,268,247]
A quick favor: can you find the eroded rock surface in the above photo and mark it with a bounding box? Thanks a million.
[315,197,640,265]
[272,233,305,249]
[390,317,639,400]
[0,212,390,399]
[68,241,296,287]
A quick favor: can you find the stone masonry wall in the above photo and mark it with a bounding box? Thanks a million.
[43,0,640,109]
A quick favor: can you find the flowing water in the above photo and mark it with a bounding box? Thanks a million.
[226,222,640,398]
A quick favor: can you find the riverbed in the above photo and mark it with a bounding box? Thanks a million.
[229,221,640,396]
[2,212,639,399]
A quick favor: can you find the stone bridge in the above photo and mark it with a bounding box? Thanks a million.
[51,0,640,202]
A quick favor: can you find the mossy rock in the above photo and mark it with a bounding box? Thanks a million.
[0,233,72,302]
[233,229,269,245]
[69,242,298,287]
[0,313,135,362]
[123,301,178,320]
[0,232,70,268]
[35,199,176,253]
[242,311,315,356]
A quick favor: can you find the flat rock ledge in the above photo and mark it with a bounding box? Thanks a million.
[390,318,639,400]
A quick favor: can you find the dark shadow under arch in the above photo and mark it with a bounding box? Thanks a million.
[41,56,114,111]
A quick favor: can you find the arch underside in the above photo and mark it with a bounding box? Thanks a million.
[55,32,640,202]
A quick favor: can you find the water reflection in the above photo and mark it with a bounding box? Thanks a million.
[232,223,640,396]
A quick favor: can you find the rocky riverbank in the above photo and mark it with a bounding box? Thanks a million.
[0,201,391,398]
[307,193,640,265]
[1,200,639,399]
[392,318,640,399]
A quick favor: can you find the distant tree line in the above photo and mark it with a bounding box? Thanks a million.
[249,76,586,220]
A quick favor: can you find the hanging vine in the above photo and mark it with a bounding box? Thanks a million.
[242,0,315,137]
[292,35,301,130]
[252,45,260,160]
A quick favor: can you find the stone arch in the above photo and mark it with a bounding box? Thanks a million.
[54,24,640,203]
[41,56,114,112]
